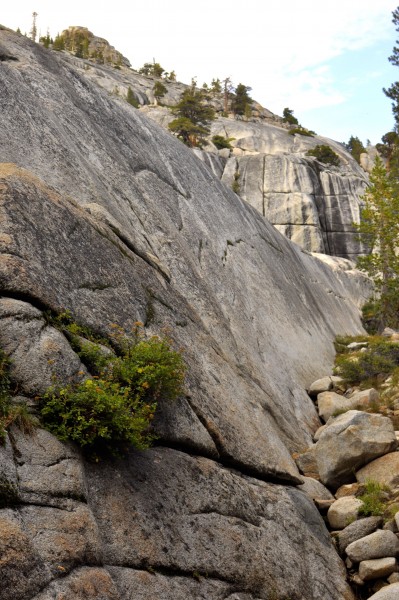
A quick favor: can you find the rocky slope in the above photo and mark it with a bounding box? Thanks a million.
[30,27,369,259]
[0,26,373,599]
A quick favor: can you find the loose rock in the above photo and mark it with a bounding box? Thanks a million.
[356,452,399,491]
[337,516,383,553]
[367,582,399,599]
[346,529,399,563]
[358,557,396,581]
[327,496,363,530]
[315,411,397,489]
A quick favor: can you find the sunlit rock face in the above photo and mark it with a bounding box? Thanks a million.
[208,119,369,260]
[0,26,369,600]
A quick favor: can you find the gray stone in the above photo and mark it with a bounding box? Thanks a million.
[315,411,397,488]
[317,391,354,422]
[31,567,120,600]
[335,483,362,499]
[347,342,369,349]
[11,426,82,506]
[313,423,328,441]
[0,433,18,501]
[108,567,235,600]
[298,476,334,501]
[347,388,380,409]
[294,446,319,478]
[368,583,399,599]
[346,530,399,562]
[388,573,399,583]
[356,452,399,491]
[19,504,102,575]
[337,516,383,553]
[0,28,369,599]
[308,376,334,396]
[317,388,378,422]
[0,298,86,395]
[359,557,397,581]
[327,496,363,530]
[0,509,52,600]
[86,447,353,599]
[217,132,368,258]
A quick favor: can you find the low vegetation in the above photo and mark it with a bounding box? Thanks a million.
[306,144,340,166]
[212,135,234,150]
[0,349,38,442]
[40,321,186,459]
[0,309,186,460]
[334,335,399,388]
[288,126,315,137]
[358,479,390,517]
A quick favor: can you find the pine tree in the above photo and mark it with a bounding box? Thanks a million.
[30,12,38,42]
[282,108,299,125]
[346,135,366,164]
[168,86,215,147]
[153,81,167,102]
[356,157,399,330]
[231,83,252,116]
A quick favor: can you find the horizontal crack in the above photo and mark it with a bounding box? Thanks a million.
[106,562,244,590]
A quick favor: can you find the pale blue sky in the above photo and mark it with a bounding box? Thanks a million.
[2,0,398,144]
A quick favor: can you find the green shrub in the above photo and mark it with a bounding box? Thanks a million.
[127,86,139,108]
[41,378,156,457]
[0,350,37,442]
[111,336,185,404]
[39,324,186,458]
[358,479,390,517]
[283,107,299,125]
[212,135,234,150]
[334,336,399,385]
[0,476,18,508]
[306,145,340,166]
[288,127,315,137]
[232,171,240,193]
[333,334,370,354]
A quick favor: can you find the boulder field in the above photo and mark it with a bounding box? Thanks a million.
[0,26,374,599]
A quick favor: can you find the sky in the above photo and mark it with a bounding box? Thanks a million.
[2,0,399,144]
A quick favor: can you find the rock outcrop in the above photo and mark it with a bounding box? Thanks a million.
[31,24,369,259]
[0,26,374,599]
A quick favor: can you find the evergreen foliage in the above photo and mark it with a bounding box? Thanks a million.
[139,62,164,77]
[288,126,315,137]
[355,157,399,330]
[346,135,366,164]
[126,86,139,108]
[168,86,215,147]
[231,83,252,116]
[52,34,65,51]
[282,108,299,125]
[212,135,234,150]
[153,81,167,101]
[306,145,340,166]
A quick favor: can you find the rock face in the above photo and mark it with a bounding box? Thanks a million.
[150,115,369,259]
[44,25,370,260]
[210,121,368,259]
[0,27,372,599]
[60,26,130,67]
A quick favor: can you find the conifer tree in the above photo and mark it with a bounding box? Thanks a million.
[356,157,399,330]
[168,86,215,147]
[346,135,366,164]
